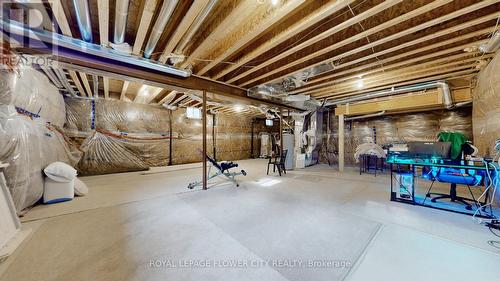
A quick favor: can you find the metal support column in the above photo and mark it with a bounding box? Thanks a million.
[338,114,345,172]
[250,118,255,158]
[202,90,207,190]
[279,112,284,156]
[168,110,173,166]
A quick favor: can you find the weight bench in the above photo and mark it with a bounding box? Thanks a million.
[187,155,247,189]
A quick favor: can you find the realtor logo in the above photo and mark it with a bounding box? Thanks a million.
[1,0,58,68]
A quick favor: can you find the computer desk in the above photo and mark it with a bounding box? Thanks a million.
[386,156,498,218]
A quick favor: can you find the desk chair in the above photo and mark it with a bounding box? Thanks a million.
[425,170,481,210]
[425,135,481,210]
[267,150,288,176]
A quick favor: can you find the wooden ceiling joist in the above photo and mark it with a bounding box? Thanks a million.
[242,0,497,87]
[120,81,130,101]
[318,65,479,99]
[212,0,354,80]
[301,51,483,95]
[26,0,498,109]
[68,71,87,97]
[159,0,211,63]
[48,0,92,97]
[97,0,109,46]
[79,72,93,97]
[196,0,308,76]
[132,0,158,56]
[157,90,179,105]
[228,0,403,85]
[180,0,261,69]
[97,0,110,99]
[103,77,110,99]
[297,26,496,95]
[314,56,485,97]
[292,29,493,95]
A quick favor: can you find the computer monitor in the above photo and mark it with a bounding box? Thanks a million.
[408,141,452,159]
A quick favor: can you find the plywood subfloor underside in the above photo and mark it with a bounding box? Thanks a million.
[1,159,500,281]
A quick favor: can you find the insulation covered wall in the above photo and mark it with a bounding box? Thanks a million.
[65,98,255,175]
[0,67,81,212]
[473,52,500,157]
[320,108,473,165]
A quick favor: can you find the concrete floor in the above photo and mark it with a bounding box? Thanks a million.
[1,159,500,281]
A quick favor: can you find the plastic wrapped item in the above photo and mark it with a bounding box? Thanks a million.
[354,143,386,162]
[438,109,473,140]
[0,71,16,105]
[0,107,81,212]
[11,68,66,127]
[397,113,439,142]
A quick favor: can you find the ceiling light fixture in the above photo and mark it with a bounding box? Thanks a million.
[356,79,364,89]
[271,0,279,6]
[234,104,244,112]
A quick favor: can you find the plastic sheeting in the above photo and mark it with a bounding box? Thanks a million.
[65,98,254,175]
[0,66,80,212]
[0,71,16,105]
[439,110,473,140]
[12,68,66,127]
[473,51,500,158]
[320,108,473,165]
[0,106,81,212]
[397,113,439,142]
[77,131,168,175]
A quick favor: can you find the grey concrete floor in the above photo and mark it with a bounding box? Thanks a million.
[1,159,500,281]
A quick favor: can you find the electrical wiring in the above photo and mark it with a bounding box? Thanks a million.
[472,161,498,224]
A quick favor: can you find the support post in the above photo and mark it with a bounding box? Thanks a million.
[338,114,345,172]
[202,90,207,190]
[279,112,284,156]
[168,110,173,166]
[250,118,255,158]
[212,114,216,160]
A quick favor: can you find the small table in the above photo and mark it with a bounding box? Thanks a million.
[359,154,385,176]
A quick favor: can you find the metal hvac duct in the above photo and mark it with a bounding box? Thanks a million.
[327,81,454,107]
[114,0,130,44]
[479,31,500,53]
[436,81,453,109]
[175,0,218,54]
[345,111,386,121]
[144,0,179,58]
[72,0,93,42]
[2,18,191,77]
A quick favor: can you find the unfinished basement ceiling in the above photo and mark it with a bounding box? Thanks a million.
[34,0,499,106]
